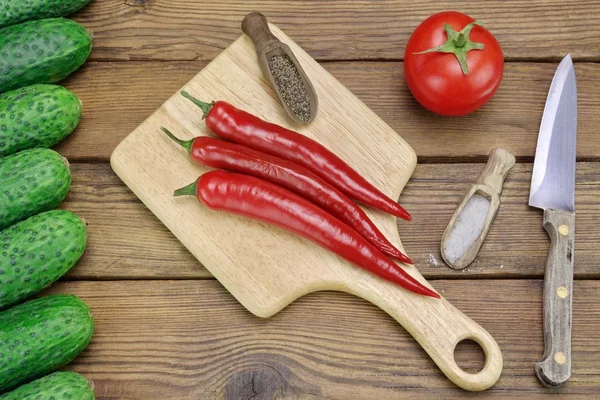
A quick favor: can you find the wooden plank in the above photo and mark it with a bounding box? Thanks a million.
[60,163,205,279]
[57,61,205,162]
[44,279,600,399]
[74,0,600,61]
[62,162,600,280]
[325,62,600,162]
[56,61,600,161]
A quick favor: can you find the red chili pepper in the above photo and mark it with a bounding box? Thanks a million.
[163,127,413,264]
[174,170,439,298]
[181,91,412,221]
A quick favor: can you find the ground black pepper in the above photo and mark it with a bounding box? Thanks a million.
[268,54,311,123]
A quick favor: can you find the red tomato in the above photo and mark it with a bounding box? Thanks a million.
[404,11,504,116]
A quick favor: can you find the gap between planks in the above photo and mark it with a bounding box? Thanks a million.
[59,276,600,282]
[75,57,600,63]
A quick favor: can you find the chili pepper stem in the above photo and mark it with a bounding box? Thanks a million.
[161,127,193,152]
[174,181,197,197]
[181,91,216,119]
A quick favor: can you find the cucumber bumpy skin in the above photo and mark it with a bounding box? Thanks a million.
[0,371,95,399]
[0,84,82,157]
[0,148,72,230]
[0,18,92,93]
[0,210,88,309]
[0,295,94,393]
[0,0,92,28]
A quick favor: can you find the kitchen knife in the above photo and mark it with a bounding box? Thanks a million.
[529,54,577,388]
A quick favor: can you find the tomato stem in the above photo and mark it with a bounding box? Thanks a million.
[413,21,485,75]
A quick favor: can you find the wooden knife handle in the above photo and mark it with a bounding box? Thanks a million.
[242,12,281,55]
[535,209,575,387]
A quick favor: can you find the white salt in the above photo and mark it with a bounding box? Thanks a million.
[427,253,440,267]
[444,194,491,264]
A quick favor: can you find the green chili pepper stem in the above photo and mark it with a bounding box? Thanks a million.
[161,127,193,152]
[413,21,485,75]
[181,91,216,119]
[174,181,197,197]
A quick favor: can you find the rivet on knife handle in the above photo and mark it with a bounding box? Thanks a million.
[535,209,574,387]
[441,148,515,269]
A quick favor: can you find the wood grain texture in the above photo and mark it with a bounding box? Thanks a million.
[475,148,516,196]
[19,1,598,397]
[44,279,600,399]
[441,148,516,269]
[60,163,205,280]
[105,26,414,290]
[109,26,505,391]
[536,210,576,388]
[55,62,600,161]
[62,161,599,280]
[73,0,600,61]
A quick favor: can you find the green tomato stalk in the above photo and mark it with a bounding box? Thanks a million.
[414,22,485,75]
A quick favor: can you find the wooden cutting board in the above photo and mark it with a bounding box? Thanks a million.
[110,24,502,391]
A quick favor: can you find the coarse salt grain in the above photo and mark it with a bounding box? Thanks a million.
[427,253,440,267]
[444,194,491,264]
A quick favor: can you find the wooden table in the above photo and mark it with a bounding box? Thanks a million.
[46,1,600,398]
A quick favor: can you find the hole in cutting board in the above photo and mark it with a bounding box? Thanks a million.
[454,339,486,373]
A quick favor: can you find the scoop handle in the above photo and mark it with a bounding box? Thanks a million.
[476,148,516,195]
[242,12,281,55]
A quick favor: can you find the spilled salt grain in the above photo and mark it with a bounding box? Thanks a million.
[427,253,440,267]
[444,194,491,265]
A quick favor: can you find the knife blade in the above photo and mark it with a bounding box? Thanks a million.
[529,54,577,388]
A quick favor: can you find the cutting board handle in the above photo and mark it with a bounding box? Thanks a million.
[343,279,503,391]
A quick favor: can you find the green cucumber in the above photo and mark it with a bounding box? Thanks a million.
[0,295,94,393]
[0,371,95,399]
[0,18,92,93]
[0,84,82,157]
[0,148,72,230]
[0,210,87,309]
[0,0,92,28]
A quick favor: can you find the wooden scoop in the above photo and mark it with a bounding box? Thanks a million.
[242,12,318,124]
[441,148,516,270]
